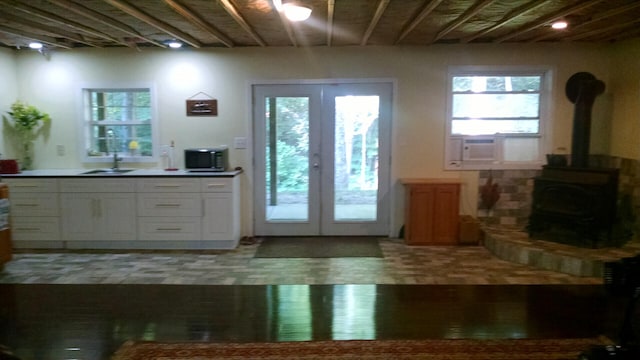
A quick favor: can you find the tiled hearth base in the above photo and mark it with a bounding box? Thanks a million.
[483,225,640,277]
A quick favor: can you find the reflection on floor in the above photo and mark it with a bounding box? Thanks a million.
[0,238,606,285]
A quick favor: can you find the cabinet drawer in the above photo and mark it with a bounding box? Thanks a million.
[138,217,202,241]
[9,193,59,216]
[60,179,135,193]
[200,178,234,193]
[11,217,61,241]
[4,178,58,193]
[137,178,200,193]
[137,193,201,217]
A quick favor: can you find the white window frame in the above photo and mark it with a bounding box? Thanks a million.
[444,66,553,170]
[78,84,159,164]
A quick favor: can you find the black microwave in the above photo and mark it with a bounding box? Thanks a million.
[184,147,229,172]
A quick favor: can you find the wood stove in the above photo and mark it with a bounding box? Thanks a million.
[528,72,621,248]
[528,166,619,247]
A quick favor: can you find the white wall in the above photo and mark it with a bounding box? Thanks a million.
[6,42,630,236]
[0,48,18,159]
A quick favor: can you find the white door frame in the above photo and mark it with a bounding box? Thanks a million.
[252,79,394,237]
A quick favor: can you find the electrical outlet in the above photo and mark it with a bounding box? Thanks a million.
[56,144,65,156]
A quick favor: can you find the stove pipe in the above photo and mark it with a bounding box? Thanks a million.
[565,72,605,168]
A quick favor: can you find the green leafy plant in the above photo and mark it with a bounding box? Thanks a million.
[2,101,51,170]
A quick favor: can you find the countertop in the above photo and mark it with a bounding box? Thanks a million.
[0,168,243,178]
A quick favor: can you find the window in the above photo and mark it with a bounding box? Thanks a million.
[81,87,157,163]
[445,66,552,170]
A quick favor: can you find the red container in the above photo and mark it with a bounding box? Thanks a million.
[0,160,20,174]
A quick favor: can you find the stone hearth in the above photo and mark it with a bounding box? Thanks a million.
[483,225,640,277]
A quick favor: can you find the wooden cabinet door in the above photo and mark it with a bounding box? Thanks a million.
[431,185,460,244]
[404,182,460,245]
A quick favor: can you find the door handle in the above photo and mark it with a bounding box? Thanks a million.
[312,153,320,169]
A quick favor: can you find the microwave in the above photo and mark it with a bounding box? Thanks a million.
[184,147,229,172]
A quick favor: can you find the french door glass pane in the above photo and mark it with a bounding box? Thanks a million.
[334,96,379,221]
[265,97,310,221]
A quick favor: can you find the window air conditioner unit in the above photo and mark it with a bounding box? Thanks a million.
[463,137,496,161]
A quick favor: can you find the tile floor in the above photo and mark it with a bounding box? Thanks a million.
[0,237,606,285]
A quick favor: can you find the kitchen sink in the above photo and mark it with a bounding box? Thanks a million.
[81,169,134,175]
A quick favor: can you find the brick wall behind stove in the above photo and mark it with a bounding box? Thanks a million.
[478,156,640,233]
[477,169,540,227]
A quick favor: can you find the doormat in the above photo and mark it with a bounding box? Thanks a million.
[254,237,383,258]
[112,337,611,360]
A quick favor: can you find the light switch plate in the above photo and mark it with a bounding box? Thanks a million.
[234,137,247,149]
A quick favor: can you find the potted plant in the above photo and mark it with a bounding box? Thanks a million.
[2,101,51,170]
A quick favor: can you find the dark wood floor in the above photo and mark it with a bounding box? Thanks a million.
[0,284,633,359]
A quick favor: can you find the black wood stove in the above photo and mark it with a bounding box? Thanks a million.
[528,72,620,248]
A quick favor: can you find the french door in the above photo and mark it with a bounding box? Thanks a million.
[253,82,392,236]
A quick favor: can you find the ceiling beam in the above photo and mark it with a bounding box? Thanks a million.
[462,0,549,43]
[433,0,494,43]
[327,0,335,46]
[217,0,266,46]
[361,0,390,46]
[0,0,129,46]
[493,0,606,43]
[103,0,201,48]
[528,1,640,42]
[566,18,640,41]
[48,0,166,47]
[395,0,444,44]
[0,24,72,49]
[163,0,234,47]
[0,12,103,48]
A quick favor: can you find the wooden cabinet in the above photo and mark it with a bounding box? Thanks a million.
[60,179,137,243]
[402,179,461,245]
[3,178,62,248]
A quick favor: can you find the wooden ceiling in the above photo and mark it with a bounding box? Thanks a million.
[0,0,639,50]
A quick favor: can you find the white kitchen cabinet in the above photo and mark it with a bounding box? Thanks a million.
[201,177,240,245]
[4,178,62,248]
[60,179,137,243]
[5,173,241,249]
[137,178,202,241]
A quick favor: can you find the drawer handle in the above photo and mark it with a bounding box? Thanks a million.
[13,185,40,188]
[156,227,182,231]
[15,203,39,207]
[153,184,182,188]
[206,183,225,188]
[154,204,181,207]
[16,227,40,231]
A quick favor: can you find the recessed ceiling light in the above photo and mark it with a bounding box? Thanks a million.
[28,42,43,49]
[551,20,568,30]
[282,3,312,22]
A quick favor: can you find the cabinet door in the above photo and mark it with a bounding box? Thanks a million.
[431,184,460,244]
[405,183,459,245]
[61,193,136,241]
[61,193,98,240]
[202,193,235,240]
[406,185,436,245]
[99,194,137,241]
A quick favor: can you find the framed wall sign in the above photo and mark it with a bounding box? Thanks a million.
[186,99,217,116]
[186,92,218,116]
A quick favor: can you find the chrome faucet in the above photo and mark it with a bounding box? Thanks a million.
[112,152,123,170]
[107,129,122,169]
